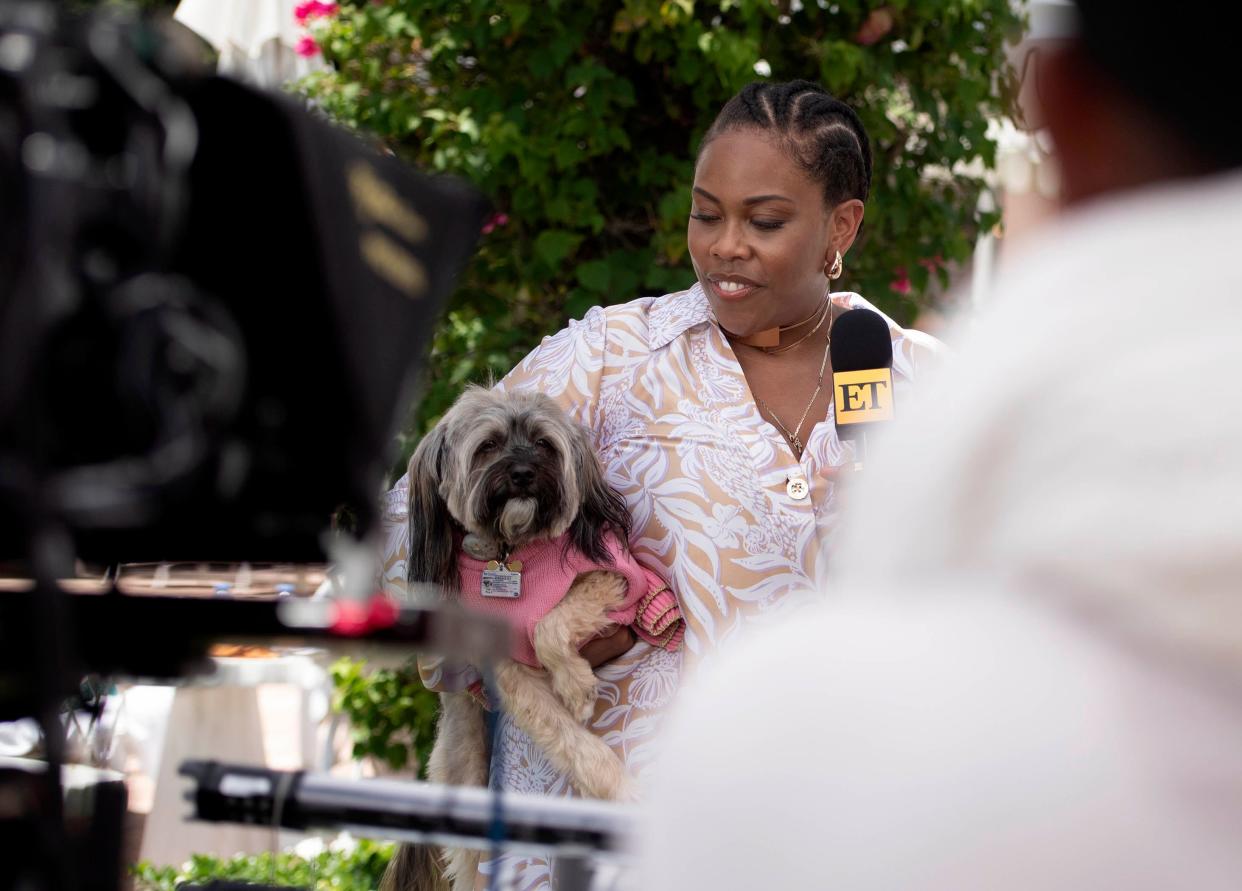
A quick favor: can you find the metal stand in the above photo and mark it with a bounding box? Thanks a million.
[181,760,634,875]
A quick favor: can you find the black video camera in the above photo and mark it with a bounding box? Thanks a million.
[0,3,485,567]
[0,7,485,889]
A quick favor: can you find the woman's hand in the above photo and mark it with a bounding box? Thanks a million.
[819,460,862,514]
[819,461,860,490]
[579,625,636,669]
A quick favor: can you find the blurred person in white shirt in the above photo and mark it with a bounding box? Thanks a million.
[637,2,1242,888]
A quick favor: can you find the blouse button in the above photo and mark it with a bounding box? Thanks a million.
[786,476,809,500]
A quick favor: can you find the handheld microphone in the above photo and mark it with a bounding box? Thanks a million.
[830,308,895,469]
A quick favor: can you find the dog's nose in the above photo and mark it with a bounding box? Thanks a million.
[509,465,535,488]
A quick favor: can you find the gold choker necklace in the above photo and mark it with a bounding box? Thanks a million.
[725,298,832,355]
[725,298,824,349]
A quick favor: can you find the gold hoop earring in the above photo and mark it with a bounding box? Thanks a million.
[826,250,843,280]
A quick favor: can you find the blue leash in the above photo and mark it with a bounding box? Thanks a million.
[483,670,506,891]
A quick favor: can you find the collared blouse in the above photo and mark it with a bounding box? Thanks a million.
[379,283,939,888]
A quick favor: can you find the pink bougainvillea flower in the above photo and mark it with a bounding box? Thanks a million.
[890,266,912,295]
[855,7,895,46]
[295,1,338,24]
[918,254,944,271]
[295,35,320,57]
[481,212,510,234]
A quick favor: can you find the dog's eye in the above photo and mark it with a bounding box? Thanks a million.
[478,439,497,453]
[536,438,553,451]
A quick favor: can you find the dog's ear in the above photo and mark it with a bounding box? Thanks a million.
[406,422,459,592]
[566,421,631,565]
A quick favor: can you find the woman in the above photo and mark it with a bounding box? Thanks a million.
[380,79,941,888]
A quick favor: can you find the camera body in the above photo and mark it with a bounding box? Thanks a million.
[0,4,485,566]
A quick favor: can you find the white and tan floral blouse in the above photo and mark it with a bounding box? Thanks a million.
[379,282,940,889]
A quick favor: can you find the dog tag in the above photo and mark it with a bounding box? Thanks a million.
[482,567,522,599]
[507,560,523,572]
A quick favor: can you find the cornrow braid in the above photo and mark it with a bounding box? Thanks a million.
[701,80,873,208]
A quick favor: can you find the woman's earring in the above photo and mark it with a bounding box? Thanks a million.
[826,250,844,280]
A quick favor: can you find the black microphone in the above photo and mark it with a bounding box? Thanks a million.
[830,308,895,469]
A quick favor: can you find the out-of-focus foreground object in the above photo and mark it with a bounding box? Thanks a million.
[637,0,1242,887]
[0,4,486,889]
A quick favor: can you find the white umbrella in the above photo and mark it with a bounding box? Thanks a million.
[174,0,328,88]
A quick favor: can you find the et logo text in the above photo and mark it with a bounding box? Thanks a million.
[833,368,894,424]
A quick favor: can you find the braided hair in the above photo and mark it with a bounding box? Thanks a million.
[700,80,873,208]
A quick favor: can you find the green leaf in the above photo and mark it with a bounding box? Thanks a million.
[819,40,865,93]
[564,287,597,320]
[534,229,584,266]
[575,259,612,293]
[553,140,583,169]
[505,1,532,31]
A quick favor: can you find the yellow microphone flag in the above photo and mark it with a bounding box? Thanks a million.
[833,368,894,425]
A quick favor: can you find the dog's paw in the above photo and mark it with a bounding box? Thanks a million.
[614,775,640,804]
[571,690,597,724]
[578,755,635,803]
[591,570,630,605]
[552,667,598,724]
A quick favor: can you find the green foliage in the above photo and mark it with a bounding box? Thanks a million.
[299,0,1022,466]
[330,656,440,775]
[131,838,394,891]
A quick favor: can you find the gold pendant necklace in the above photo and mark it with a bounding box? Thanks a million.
[754,330,832,458]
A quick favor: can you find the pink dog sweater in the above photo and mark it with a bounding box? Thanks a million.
[456,532,683,668]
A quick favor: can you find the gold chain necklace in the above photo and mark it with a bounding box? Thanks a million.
[753,328,832,458]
